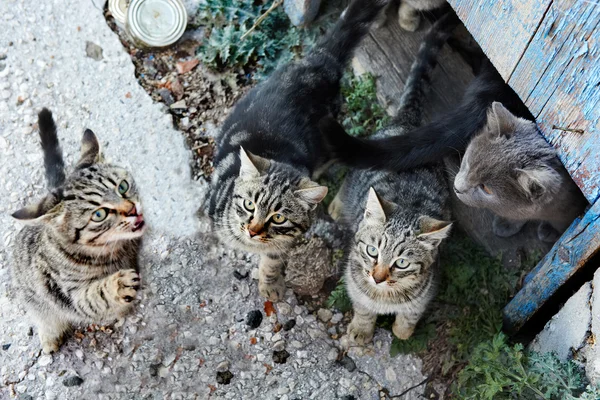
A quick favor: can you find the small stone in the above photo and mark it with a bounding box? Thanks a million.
[38,355,52,367]
[337,355,356,372]
[233,270,248,280]
[283,0,322,27]
[216,361,229,372]
[169,100,187,110]
[149,363,161,377]
[157,88,174,106]
[216,370,233,385]
[18,395,33,400]
[283,319,296,331]
[251,267,260,280]
[277,303,292,315]
[75,350,84,360]
[297,350,308,359]
[2,343,10,350]
[273,340,286,352]
[327,348,339,361]
[246,310,263,329]
[294,306,303,315]
[273,350,290,364]
[85,41,103,61]
[271,332,282,342]
[176,58,199,74]
[331,313,343,324]
[62,376,83,387]
[317,308,333,323]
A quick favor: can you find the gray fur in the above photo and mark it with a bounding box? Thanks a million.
[454,102,588,241]
[11,110,146,353]
[332,17,454,344]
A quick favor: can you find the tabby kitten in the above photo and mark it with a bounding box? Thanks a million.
[453,102,588,242]
[208,0,389,302]
[11,109,145,353]
[326,14,455,344]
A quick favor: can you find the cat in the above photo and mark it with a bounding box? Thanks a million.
[324,13,456,344]
[11,108,146,354]
[453,102,588,242]
[208,0,390,302]
[322,57,533,172]
[377,0,447,31]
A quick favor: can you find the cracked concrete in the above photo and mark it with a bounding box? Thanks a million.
[0,1,427,398]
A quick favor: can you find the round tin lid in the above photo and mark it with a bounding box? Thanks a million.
[127,0,187,48]
[108,0,129,25]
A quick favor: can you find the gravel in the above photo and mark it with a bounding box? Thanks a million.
[0,0,428,399]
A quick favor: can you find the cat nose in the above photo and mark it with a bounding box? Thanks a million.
[127,203,138,216]
[373,275,386,284]
[248,229,260,238]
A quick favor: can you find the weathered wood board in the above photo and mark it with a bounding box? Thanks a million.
[354,15,474,120]
[503,201,600,333]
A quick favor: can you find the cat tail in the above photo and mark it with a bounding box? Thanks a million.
[321,48,532,171]
[394,12,461,128]
[312,0,390,68]
[38,108,66,188]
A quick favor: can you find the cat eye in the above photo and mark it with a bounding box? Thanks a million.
[271,213,287,224]
[479,184,493,195]
[366,245,378,258]
[118,180,129,195]
[394,258,409,269]
[243,199,255,212]
[91,208,108,222]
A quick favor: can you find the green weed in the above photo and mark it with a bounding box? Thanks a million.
[340,73,390,137]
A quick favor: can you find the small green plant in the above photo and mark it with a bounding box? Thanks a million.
[454,332,600,400]
[326,277,353,313]
[340,73,390,137]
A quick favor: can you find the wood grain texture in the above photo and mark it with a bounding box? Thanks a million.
[509,0,600,203]
[503,200,600,333]
[354,16,474,121]
[448,0,552,80]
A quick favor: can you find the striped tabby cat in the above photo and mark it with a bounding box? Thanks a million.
[11,109,146,354]
[208,0,389,302]
[324,14,456,343]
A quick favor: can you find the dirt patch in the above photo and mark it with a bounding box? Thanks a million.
[104,13,253,181]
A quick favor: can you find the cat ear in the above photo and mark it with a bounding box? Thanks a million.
[75,129,101,169]
[239,147,270,179]
[416,216,452,247]
[486,102,518,138]
[295,178,328,209]
[364,188,390,225]
[11,194,63,225]
[517,167,561,199]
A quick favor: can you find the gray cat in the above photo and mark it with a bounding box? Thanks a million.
[11,109,145,353]
[324,14,456,344]
[453,102,588,242]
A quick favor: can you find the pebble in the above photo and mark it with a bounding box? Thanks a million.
[273,340,286,351]
[2,343,10,350]
[233,270,248,280]
[216,361,229,372]
[331,313,344,324]
[317,308,333,323]
[283,319,296,331]
[62,376,84,387]
[216,370,233,385]
[149,363,161,377]
[278,303,292,315]
[246,310,263,329]
[294,306,303,315]
[38,354,52,367]
[327,348,339,361]
[75,349,84,360]
[272,350,290,364]
[337,355,356,372]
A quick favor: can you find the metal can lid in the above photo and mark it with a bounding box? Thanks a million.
[108,0,129,26]
[126,0,188,48]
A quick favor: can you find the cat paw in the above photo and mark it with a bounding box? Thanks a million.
[392,322,415,340]
[347,322,374,345]
[111,269,140,305]
[492,216,526,238]
[40,333,63,354]
[259,277,286,302]
[537,222,561,243]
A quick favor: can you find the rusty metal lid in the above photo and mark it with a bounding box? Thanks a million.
[108,0,129,25]
[126,0,187,48]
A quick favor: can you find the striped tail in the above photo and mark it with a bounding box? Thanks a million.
[38,108,66,188]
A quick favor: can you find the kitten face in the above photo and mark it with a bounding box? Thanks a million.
[12,131,145,246]
[223,148,327,254]
[453,102,560,219]
[347,189,451,298]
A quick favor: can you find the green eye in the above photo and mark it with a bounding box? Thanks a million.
[395,258,409,269]
[366,245,378,258]
[91,208,108,222]
[243,199,255,212]
[118,180,129,195]
[271,213,287,224]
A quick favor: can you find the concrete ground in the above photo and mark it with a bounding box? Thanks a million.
[0,1,427,399]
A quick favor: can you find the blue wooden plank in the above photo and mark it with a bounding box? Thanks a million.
[509,0,600,203]
[448,0,551,80]
[503,200,600,333]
